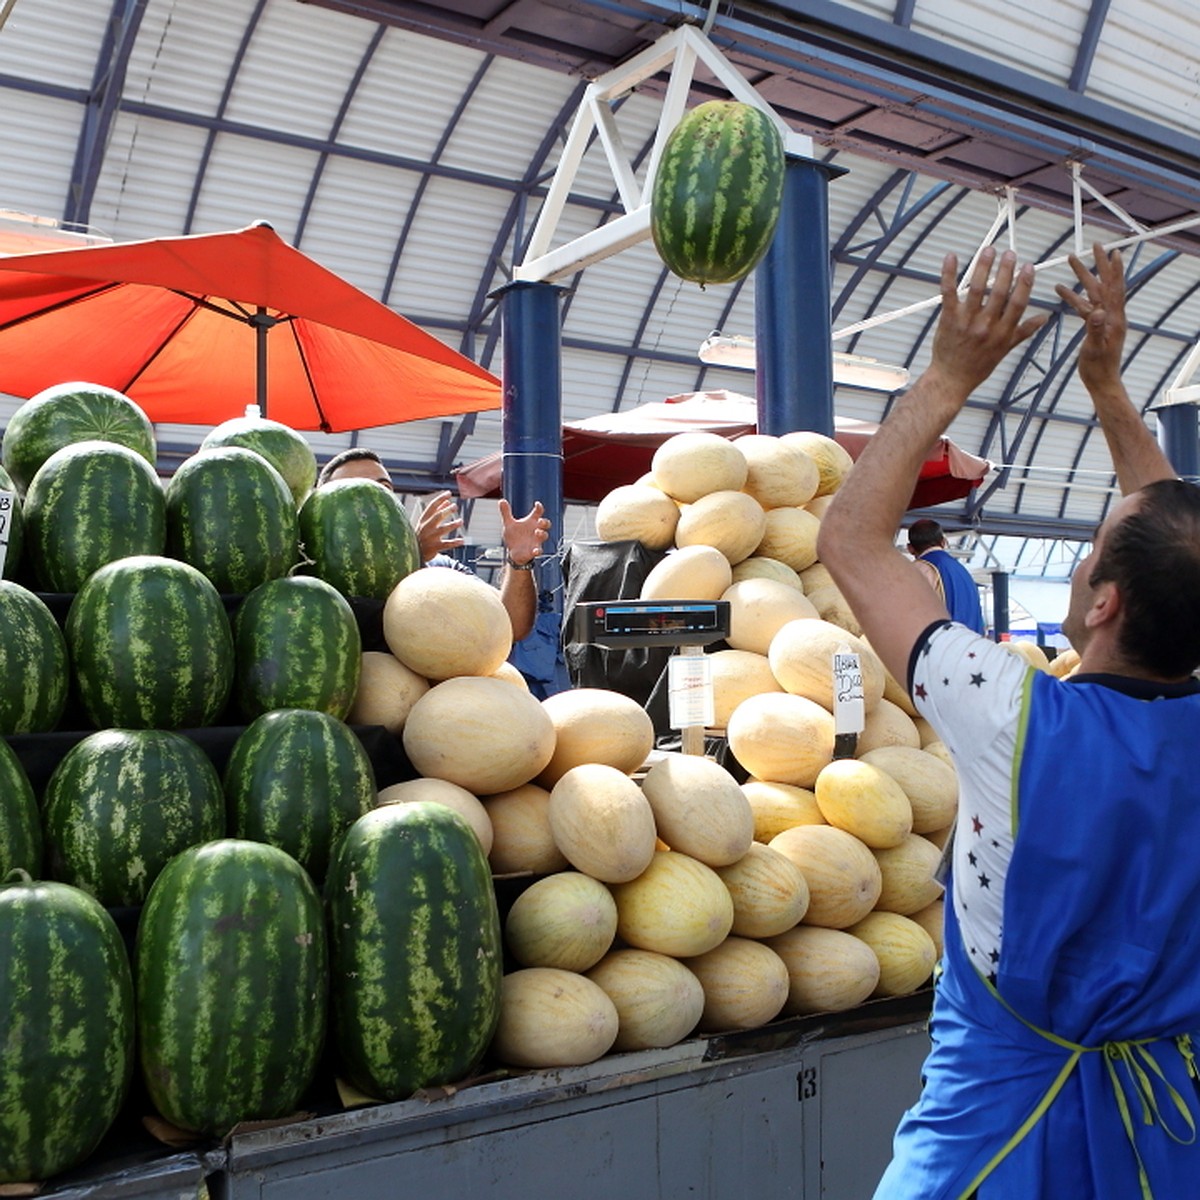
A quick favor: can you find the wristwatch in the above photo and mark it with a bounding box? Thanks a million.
[506,555,536,571]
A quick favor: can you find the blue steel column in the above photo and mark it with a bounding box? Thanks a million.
[990,570,1010,642]
[1157,403,1200,484]
[755,156,844,437]
[498,280,565,607]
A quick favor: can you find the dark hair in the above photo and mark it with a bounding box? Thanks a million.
[316,447,387,487]
[907,519,945,553]
[1089,478,1200,678]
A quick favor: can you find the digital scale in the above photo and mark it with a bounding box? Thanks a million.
[574,600,731,754]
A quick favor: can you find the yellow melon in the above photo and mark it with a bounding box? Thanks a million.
[768,618,886,713]
[346,650,430,734]
[854,698,922,755]
[859,746,959,834]
[732,434,820,509]
[798,561,835,593]
[779,431,854,497]
[651,431,748,502]
[548,763,658,884]
[402,676,556,794]
[483,783,569,876]
[611,850,734,957]
[675,490,767,565]
[880,664,919,718]
[595,484,680,550]
[708,649,783,730]
[769,824,882,928]
[490,660,530,690]
[923,741,954,771]
[765,925,880,1014]
[1047,647,1080,679]
[505,872,619,971]
[639,544,733,602]
[640,754,754,867]
[492,968,619,1068]
[754,506,821,572]
[377,778,494,856]
[814,758,913,849]
[585,949,705,1052]
[909,898,945,959]
[999,639,1051,672]
[741,779,826,842]
[873,834,944,916]
[714,841,810,937]
[805,494,834,519]
[686,937,790,1032]
[913,716,939,747]
[726,693,835,787]
[924,823,954,851]
[848,911,937,997]
[804,583,863,636]
[536,687,655,788]
[721,578,819,656]
[729,556,805,591]
[383,567,513,680]
[726,692,835,787]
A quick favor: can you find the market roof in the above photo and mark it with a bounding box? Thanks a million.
[2,0,1199,576]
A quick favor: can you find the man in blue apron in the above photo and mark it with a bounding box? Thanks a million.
[907,518,986,633]
[818,243,1200,1199]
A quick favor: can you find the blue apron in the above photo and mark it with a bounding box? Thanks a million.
[922,547,985,634]
[875,673,1200,1199]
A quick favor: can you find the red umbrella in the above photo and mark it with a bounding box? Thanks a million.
[0,222,500,431]
[456,390,989,509]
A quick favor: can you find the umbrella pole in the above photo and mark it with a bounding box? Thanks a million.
[252,307,274,418]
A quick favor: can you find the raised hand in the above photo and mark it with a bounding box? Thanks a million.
[499,499,550,567]
[415,490,466,563]
[1054,243,1126,396]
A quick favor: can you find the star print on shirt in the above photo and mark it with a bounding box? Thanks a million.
[942,677,950,686]
[915,683,928,700]
[969,672,986,687]
[971,815,983,835]
[978,873,991,889]
[967,850,977,867]
[989,948,1000,964]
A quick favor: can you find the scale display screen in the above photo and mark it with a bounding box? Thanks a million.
[574,600,731,648]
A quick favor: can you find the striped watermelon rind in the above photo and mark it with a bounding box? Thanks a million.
[0,874,135,1183]
[165,446,298,594]
[234,575,362,720]
[43,729,226,907]
[199,416,318,508]
[135,838,328,1137]
[650,100,785,286]
[224,708,376,884]
[24,439,167,593]
[298,478,420,601]
[66,554,235,730]
[1,382,156,496]
[0,740,42,878]
[326,801,503,1101]
[0,580,67,733]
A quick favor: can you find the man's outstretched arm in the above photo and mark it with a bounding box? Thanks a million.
[817,247,1047,687]
[1054,244,1176,495]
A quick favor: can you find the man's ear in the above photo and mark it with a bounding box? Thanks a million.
[1084,579,1122,630]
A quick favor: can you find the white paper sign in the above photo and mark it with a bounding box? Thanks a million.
[668,653,714,730]
[0,490,12,577]
[832,646,865,736]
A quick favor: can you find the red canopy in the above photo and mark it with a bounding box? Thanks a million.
[456,390,990,509]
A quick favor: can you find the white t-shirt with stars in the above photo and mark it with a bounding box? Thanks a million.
[910,621,1030,980]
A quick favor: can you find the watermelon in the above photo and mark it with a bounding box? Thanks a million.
[43,729,225,907]
[0,463,25,580]
[234,575,361,720]
[326,802,503,1101]
[650,100,785,286]
[0,741,41,877]
[66,555,235,730]
[165,446,298,594]
[224,708,375,884]
[1,381,156,496]
[298,478,419,600]
[0,580,67,733]
[200,414,318,508]
[0,873,135,1183]
[135,839,327,1137]
[23,439,166,592]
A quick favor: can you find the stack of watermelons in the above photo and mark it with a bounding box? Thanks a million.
[0,382,500,1186]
